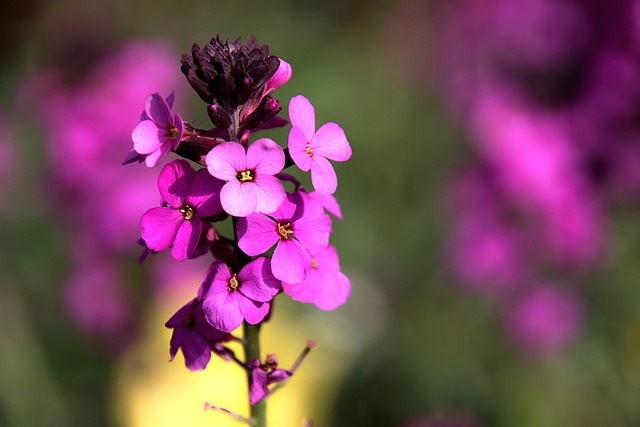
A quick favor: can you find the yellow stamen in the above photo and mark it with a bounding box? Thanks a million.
[228,274,239,291]
[237,170,254,182]
[311,258,317,268]
[305,143,313,157]
[169,126,180,139]
[179,206,196,220]
[277,222,294,239]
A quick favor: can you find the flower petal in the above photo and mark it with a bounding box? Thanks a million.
[206,141,247,181]
[220,180,258,217]
[250,369,269,405]
[145,93,173,126]
[202,281,243,333]
[272,239,312,283]
[171,217,202,261]
[247,138,285,175]
[238,257,281,302]
[310,122,352,161]
[140,207,183,252]
[132,120,162,155]
[292,210,332,255]
[288,126,313,172]
[238,298,270,325]
[253,174,285,214]
[188,168,224,216]
[288,95,315,140]
[310,156,338,194]
[158,159,194,207]
[314,270,350,310]
[237,213,279,255]
[144,138,172,168]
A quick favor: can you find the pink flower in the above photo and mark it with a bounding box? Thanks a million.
[201,258,281,333]
[140,159,224,261]
[288,95,352,194]
[205,139,286,217]
[282,245,350,310]
[131,92,183,167]
[237,192,332,283]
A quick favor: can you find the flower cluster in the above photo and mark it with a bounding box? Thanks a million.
[390,0,640,356]
[127,35,352,407]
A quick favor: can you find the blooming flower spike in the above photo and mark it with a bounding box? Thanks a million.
[140,159,224,261]
[205,138,286,217]
[288,95,352,194]
[131,92,184,167]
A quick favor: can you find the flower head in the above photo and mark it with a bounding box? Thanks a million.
[130,92,183,167]
[205,139,285,217]
[181,36,282,130]
[165,298,234,371]
[288,95,352,194]
[140,159,224,261]
[237,192,332,283]
[201,258,281,333]
[248,354,292,405]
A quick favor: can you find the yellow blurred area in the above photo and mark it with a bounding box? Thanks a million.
[112,288,347,427]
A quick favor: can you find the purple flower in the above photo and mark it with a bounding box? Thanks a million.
[205,139,285,217]
[237,192,332,283]
[165,298,234,371]
[201,258,281,333]
[140,159,224,261]
[248,354,292,405]
[131,92,184,167]
[282,245,350,310]
[504,284,583,358]
[288,95,352,194]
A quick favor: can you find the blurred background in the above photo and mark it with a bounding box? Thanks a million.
[3,0,640,426]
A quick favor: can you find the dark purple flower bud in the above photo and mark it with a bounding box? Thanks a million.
[180,35,280,112]
[207,103,232,128]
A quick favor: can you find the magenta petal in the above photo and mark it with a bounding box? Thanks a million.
[310,156,338,194]
[238,258,281,302]
[132,120,162,155]
[145,93,173,126]
[288,126,313,172]
[272,192,298,221]
[203,284,243,333]
[171,217,202,261]
[293,212,332,254]
[250,369,269,405]
[288,95,316,140]
[272,239,312,283]
[220,180,258,217]
[172,329,212,371]
[188,168,224,216]
[314,270,351,310]
[238,298,270,324]
[253,174,285,214]
[247,138,285,175]
[206,141,247,181]
[311,122,352,161]
[264,59,292,94]
[158,160,194,207]
[308,191,343,220]
[144,141,172,168]
[238,214,279,255]
[140,207,183,251]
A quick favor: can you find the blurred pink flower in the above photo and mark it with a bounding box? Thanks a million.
[504,284,583,357]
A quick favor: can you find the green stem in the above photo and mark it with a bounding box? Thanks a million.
[243,322,266,427]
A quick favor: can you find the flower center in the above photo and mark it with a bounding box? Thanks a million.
[277,222,293,239]
[180,205,196,220]
[228,274,239,291]
[236,169,254,182]
[305,143,313,157]
[169,126,180,139]
[311,258,317,268]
